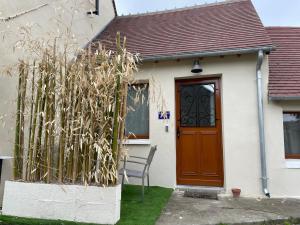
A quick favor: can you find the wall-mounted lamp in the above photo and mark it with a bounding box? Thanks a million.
[87,0,99,15]
[191,60,203,73]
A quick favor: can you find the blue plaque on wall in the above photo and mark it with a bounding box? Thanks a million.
[158,111,170,120]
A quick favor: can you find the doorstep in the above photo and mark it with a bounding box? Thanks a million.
[176,185,225,192]
[176,185,225,200]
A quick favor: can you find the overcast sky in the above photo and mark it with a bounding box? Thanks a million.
[115,0,300,27]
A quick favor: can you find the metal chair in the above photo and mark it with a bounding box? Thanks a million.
[119,145,157,201]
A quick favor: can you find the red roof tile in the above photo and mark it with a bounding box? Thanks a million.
[266,27,300,99]
[93,0,272,59]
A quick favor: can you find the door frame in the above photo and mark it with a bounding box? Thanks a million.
[175,76,224,187]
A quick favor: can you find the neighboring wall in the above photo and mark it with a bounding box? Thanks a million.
[0,0,115,205]
[126,53,300,198]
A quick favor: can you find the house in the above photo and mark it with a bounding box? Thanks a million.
[93,0,300,198]
[0,0,300,204]
[0,0,117,206]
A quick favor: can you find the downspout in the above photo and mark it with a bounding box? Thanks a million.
[256,50,270,198]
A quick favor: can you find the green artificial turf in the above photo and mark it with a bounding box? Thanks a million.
[117,185,172,225]
[0,185,173,225]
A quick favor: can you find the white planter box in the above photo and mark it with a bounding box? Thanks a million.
[2,181,121,224]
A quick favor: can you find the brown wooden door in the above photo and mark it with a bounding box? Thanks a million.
[176,78,224,187]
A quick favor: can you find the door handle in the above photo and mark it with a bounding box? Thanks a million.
[177,127,180,138]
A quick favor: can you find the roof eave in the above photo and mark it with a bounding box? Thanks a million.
[269,96,300,101]
[141,46,275,62]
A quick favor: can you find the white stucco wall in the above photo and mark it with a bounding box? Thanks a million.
[0,0,116,205]
[124,54,300,198]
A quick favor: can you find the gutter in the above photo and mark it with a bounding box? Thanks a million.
[269,96,300,101]
[141,46,274,62]
[256,50,270,198]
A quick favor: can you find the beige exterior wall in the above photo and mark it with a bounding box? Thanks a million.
[125,54,300,198]
[265,100,300,198]
[0,0,116,205]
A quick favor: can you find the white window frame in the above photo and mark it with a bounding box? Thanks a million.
[125,80,150,144]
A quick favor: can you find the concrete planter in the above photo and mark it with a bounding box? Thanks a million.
[2,181,121,225]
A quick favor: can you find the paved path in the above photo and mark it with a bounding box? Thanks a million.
[156,191,300,225]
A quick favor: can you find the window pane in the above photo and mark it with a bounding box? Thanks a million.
[125,84,149,138]
[283,113,300,156]
[180,83,215,127]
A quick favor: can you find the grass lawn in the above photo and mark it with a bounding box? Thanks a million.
[0,185,173,225]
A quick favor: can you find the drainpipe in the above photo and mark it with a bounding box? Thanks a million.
[256,50,270,198]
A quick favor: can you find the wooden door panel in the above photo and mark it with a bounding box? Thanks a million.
[176,78,224,187]
[180,131,198,176]
[200,132,219,177]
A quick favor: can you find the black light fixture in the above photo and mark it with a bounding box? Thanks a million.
[87,0,99,15]
[191,60,203,73]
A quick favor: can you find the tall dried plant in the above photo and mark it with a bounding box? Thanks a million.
[13,32,138,186]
